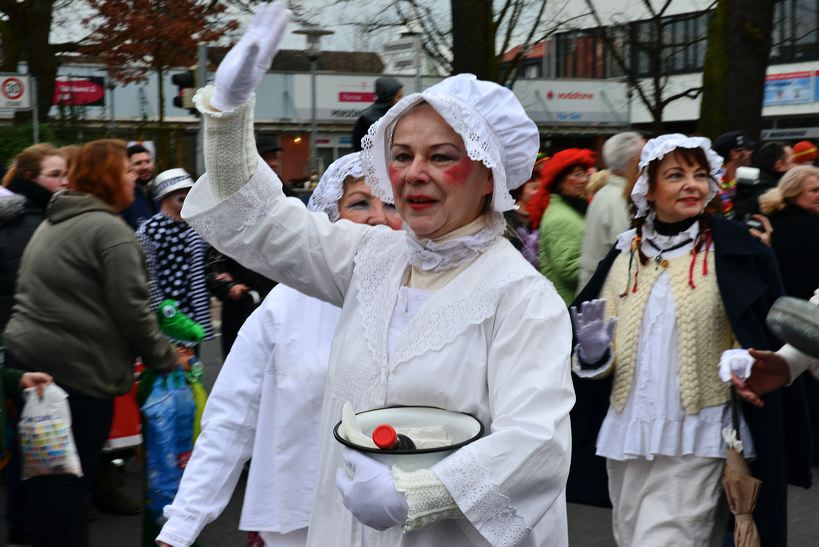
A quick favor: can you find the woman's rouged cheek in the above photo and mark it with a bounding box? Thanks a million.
[442,157,472,186]
[388,164,403,184]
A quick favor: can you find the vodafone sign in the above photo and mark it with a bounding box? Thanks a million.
[53,76,106,107]
[515,79,628,125]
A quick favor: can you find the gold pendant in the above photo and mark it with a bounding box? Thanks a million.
[660,259,670,268]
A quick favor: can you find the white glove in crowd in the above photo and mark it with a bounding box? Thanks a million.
[570,299,617,363]
[335,448,409,531]
[211,1,290,111]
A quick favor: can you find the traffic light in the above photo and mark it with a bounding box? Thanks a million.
[171,70,196,113]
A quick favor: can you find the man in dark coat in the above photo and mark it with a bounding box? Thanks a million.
[121,143,159,230]
[205,248,276,358]
[351,77,403,151]
[734,141,794,220]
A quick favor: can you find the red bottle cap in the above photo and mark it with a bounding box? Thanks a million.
[372,424,398,449]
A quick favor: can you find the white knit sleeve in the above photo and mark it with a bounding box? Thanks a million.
[392,467,462,531]
[193,85,259,200]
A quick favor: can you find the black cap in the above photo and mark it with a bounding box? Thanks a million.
[256,136,281,155]
[713,131,755,160]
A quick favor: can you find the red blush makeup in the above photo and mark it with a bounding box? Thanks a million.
[443,157,473,185]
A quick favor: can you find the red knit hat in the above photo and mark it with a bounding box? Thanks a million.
[528,148,596,229]
[793,141,817,164]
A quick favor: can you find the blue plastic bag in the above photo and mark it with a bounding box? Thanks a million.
[142,371,196,518]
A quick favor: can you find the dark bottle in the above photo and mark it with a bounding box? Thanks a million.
[372,424,416,450]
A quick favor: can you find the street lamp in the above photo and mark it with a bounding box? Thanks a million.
[294,25,334,173]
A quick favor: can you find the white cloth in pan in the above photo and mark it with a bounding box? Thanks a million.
[181,93,574,546]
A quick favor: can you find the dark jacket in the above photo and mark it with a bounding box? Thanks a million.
[769,205,819,300]
[568,215,811,547]
[205,248,276,356]
[3,191,176,398]
[0,359,23,456]
[0,178,52,337]
[120,182,158,231]
[351,77,403,151]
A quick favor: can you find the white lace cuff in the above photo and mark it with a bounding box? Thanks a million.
[195,84,259,200]
[571,343,614,379]
[392,467,461,532]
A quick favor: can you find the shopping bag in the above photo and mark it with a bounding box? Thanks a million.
[142,370,197,517]
[18,384,82,479]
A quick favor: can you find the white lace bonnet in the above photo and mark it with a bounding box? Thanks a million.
[306,152,364,221]
[632,133,724,218]
[360,73,540,213]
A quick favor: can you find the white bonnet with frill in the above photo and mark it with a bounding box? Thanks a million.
[360,73,539,213]
[306,152,364,221]
[631,133,723,217]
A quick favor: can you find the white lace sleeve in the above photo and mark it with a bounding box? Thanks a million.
[780,343,819,384]
[194,85,258,199]
[392,467,462,531]
[431,280,574,546]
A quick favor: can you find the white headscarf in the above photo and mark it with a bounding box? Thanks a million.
[631,133,723,218]
[307,152,364,221]
[360,73,540,213]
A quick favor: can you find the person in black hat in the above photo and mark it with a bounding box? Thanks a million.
[351,76,403,151]
[256,136,281,175]
[713,130,754,219]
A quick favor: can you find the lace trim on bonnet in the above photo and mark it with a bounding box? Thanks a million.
[631,133,723,218]
[359,91,512,212]
[306,152,364,220]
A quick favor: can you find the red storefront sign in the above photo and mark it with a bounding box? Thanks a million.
[53,76,106,107]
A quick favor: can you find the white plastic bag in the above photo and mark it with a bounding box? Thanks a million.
[18,384,83,479]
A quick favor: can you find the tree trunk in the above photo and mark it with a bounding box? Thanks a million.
[698,0,776,140]
[157,65,165,124]
[21,0,58,123]
[451,0,497,81]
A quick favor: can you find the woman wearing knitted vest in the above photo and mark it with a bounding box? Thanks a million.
[173,3,574,546]
[567,134,811,546]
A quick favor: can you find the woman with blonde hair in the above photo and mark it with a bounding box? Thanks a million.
[3,139,180,546]
[759,165,819,300]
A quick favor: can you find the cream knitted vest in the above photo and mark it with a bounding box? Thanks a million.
[600,249,734,414]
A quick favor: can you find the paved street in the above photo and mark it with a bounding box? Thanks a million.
[3,337,819,545]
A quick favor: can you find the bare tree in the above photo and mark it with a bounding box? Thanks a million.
[329,0,569,85]
[582,0,717,134]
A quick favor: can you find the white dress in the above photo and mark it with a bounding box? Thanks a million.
[182,155,575,546]
[157,285,341,546]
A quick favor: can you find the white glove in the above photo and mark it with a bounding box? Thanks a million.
[810,287,819,306]
[718,348,754,383]
[570,299,617,363]
[211,2,290,111]
[335,448,409,531]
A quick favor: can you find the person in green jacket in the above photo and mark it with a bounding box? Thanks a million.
[528,148,597,303]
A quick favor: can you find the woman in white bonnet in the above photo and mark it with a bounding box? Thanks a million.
[176,3,574,546]
[569,134,811,546]
[157,153,402,547]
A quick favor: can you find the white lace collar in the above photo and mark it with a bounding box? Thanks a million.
[405,212,507,273]
[615,212,700,259]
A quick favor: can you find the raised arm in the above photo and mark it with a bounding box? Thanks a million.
[180,2,378,307]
